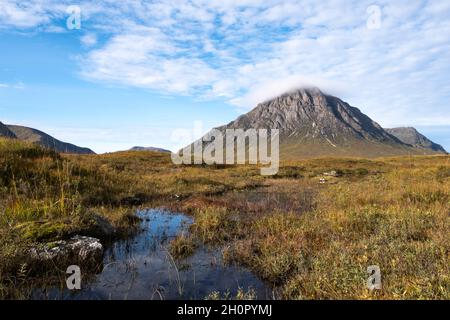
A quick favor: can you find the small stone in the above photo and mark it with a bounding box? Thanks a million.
[323,170,340,177]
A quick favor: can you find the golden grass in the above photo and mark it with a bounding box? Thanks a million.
[168,233,197,259]
[0,137,448,299]
[211,156,448,298]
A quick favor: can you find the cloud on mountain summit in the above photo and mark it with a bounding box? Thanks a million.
[1,0,450,127]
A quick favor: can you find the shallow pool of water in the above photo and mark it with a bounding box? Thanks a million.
[33,209,272,300]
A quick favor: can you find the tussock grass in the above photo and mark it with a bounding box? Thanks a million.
[168,234,197,259]
[0,137,448,299]
[177,155,449,299]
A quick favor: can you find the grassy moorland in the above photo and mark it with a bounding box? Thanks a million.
[0,137,448,299]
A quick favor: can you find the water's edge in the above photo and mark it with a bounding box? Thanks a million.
[33,209,272,300]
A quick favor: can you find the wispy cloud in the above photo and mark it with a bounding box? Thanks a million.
[80,33,97,47]
[1,0,450,128]
[0,81,25,89]
[0,0,50,28]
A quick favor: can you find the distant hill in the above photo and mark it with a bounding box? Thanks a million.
[129,146,171,153]
[0,121,16,138]
[193,87,446,159]
[6,124,95,154]
[385,127,447,153]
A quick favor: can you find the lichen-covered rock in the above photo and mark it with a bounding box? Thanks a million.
[68,236,103,261]
[29,236,103,264]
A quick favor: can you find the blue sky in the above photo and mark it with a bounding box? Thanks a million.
[0,0,449,153]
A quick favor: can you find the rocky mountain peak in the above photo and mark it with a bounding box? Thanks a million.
[196,87,446,159]
[385,127,447,153]
[222,87,395,144]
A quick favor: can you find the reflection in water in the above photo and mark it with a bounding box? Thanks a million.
[33,209,272,300]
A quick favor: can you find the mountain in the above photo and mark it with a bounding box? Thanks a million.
[385,127,447,153]
[0,121,16,138]
[6,125,95,154]
[129,146,171,153]
[195,87,446,159]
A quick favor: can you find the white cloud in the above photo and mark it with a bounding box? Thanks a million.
[229,75,348,108]
[79,29,218,94]
[1,0,450,128]
[0,82,25,89]
[80,33,97,47]
[0,0,50,28]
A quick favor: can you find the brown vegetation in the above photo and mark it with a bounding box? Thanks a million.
[0,137,448,299]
